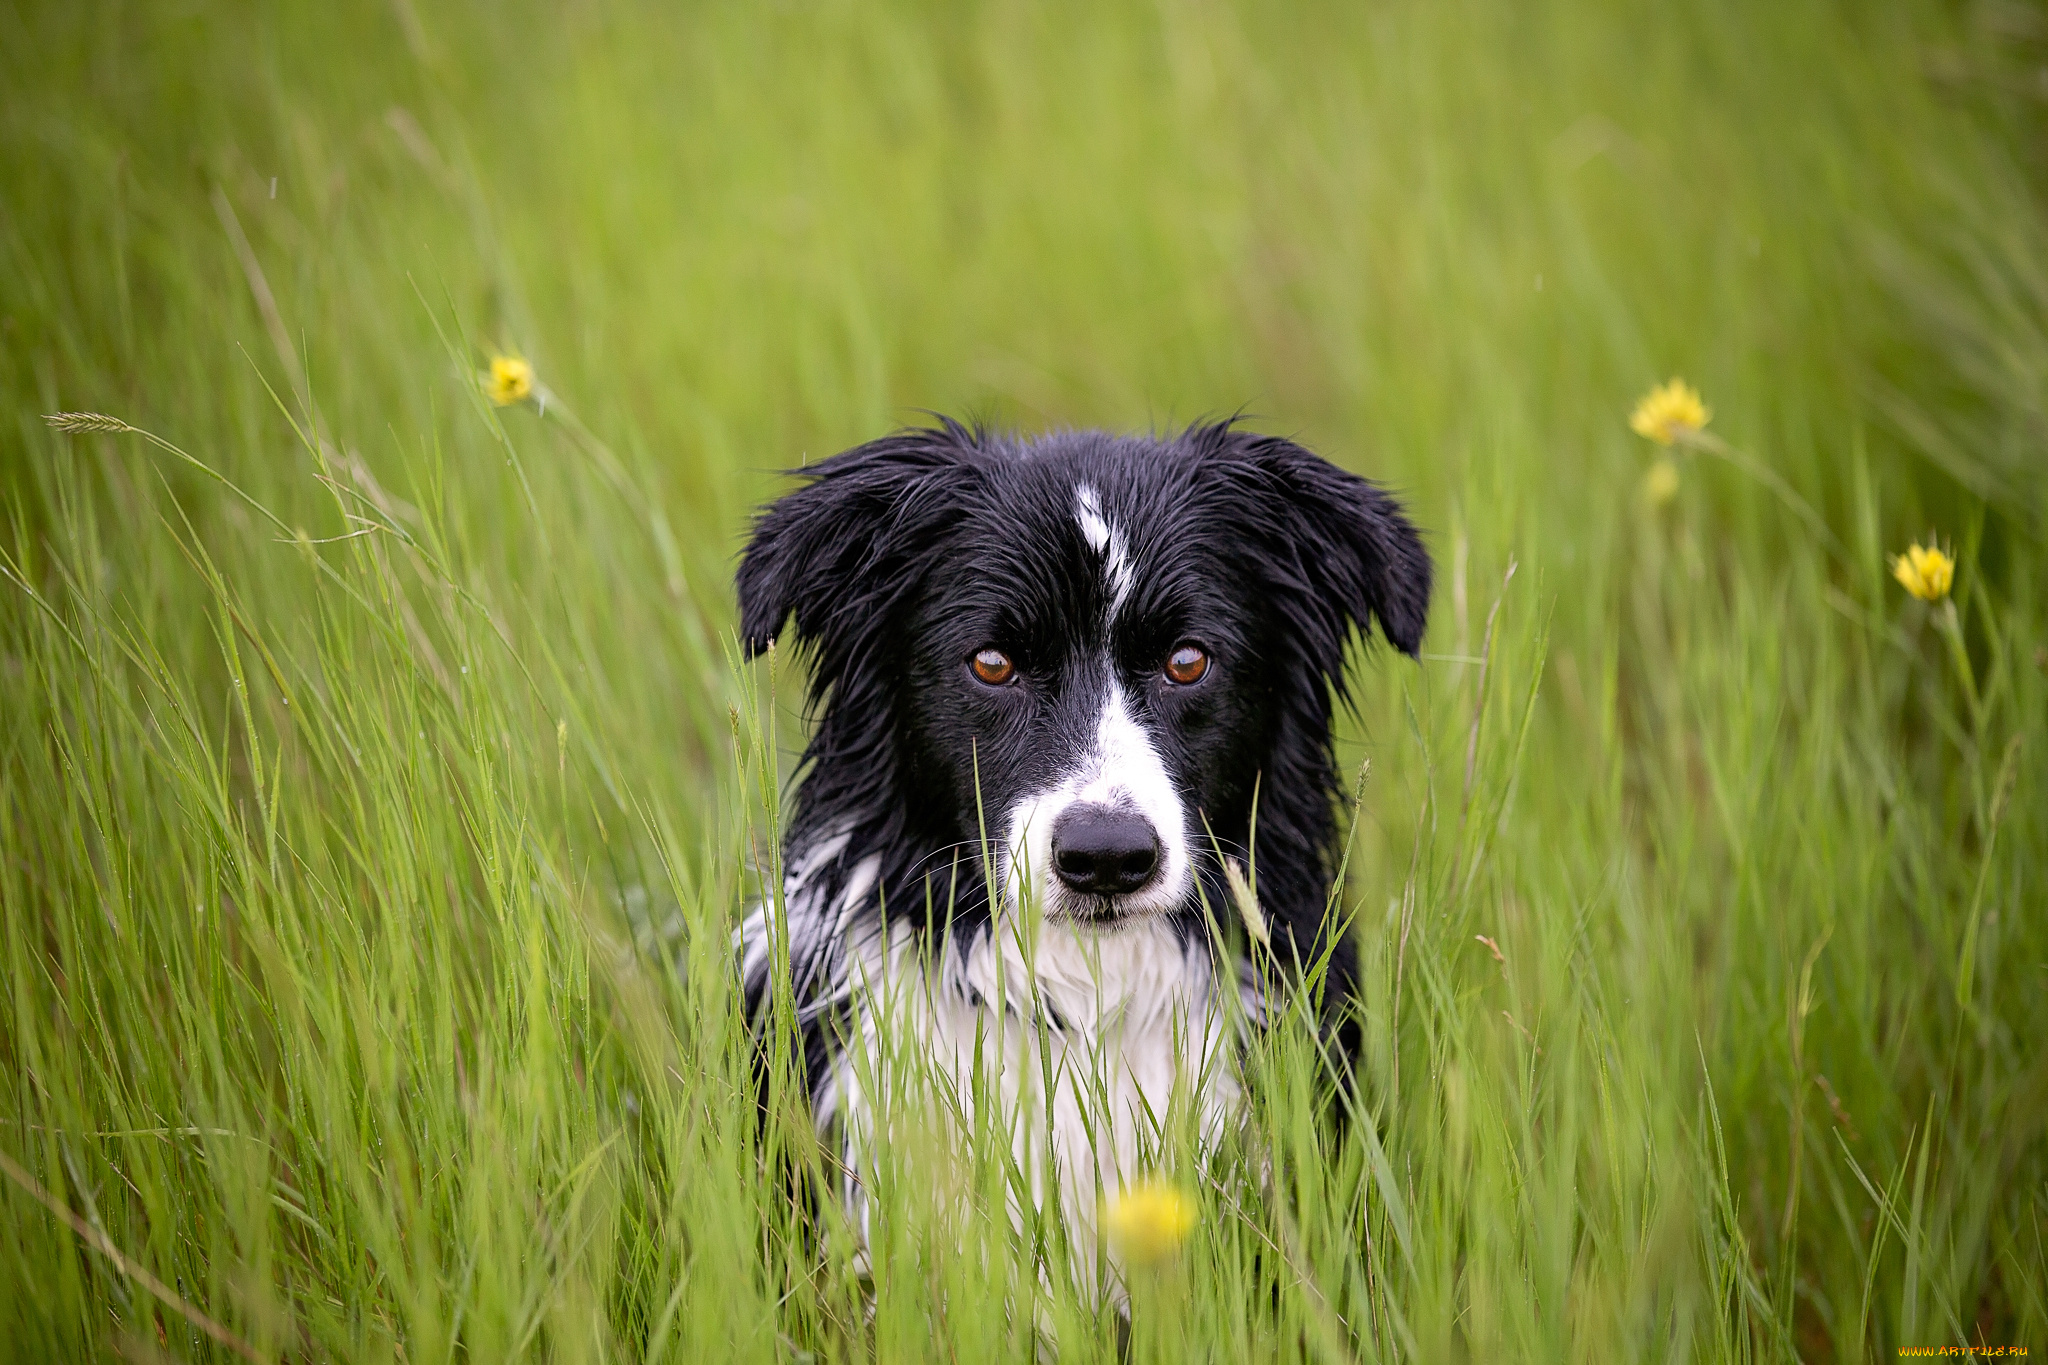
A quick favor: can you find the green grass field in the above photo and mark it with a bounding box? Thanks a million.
[4,1,2045,1360]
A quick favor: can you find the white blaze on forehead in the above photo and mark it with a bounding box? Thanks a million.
[1000,673,1190,921]
[1073,483,1134,614]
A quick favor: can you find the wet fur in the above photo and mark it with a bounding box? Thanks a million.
[733,418,1429,1256]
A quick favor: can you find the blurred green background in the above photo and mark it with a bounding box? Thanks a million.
[2,1,2044,1360]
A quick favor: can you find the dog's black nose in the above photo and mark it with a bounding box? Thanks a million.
[1051,804,1161,897]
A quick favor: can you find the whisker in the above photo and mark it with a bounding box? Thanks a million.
[898,838,997,883]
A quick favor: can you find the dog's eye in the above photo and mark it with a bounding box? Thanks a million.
[1164,644,1209,685]
[970,649,1016,686]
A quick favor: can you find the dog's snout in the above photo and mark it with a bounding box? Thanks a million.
[1050,804,1161,897]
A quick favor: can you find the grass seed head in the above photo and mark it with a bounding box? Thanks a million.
[43,412,137,434]
[1643,457,1681,505]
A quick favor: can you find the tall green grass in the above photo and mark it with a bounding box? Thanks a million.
[3,1,2044,1359]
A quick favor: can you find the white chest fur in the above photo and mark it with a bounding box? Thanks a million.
[805,906,1243,1271]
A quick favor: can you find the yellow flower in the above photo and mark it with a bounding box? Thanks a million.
[484,355,534,406]
[1102,1180,1197,1267]
[1642,458,1680,506]
[1891,541,1954,602]
[1629,378,1711,446]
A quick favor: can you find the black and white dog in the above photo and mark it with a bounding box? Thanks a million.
[735,418,1428,1263]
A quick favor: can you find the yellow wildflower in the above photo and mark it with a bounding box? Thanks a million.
[1891,541,1954,603]
[1642,458,1680,506]
[484,355,535,406]
[1102,1180,1197,1267]
[1629,378,1711,446]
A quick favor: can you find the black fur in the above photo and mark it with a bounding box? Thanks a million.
[736,418,1429,1093]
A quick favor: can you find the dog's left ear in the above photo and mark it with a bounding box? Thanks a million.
[1207,424,1432,663]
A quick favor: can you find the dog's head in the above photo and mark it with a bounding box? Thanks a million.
[738,419,1429,940]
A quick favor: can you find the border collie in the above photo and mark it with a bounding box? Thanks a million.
[734,418,1428,1275]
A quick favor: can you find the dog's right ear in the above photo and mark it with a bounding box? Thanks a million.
[737,422,982,661]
